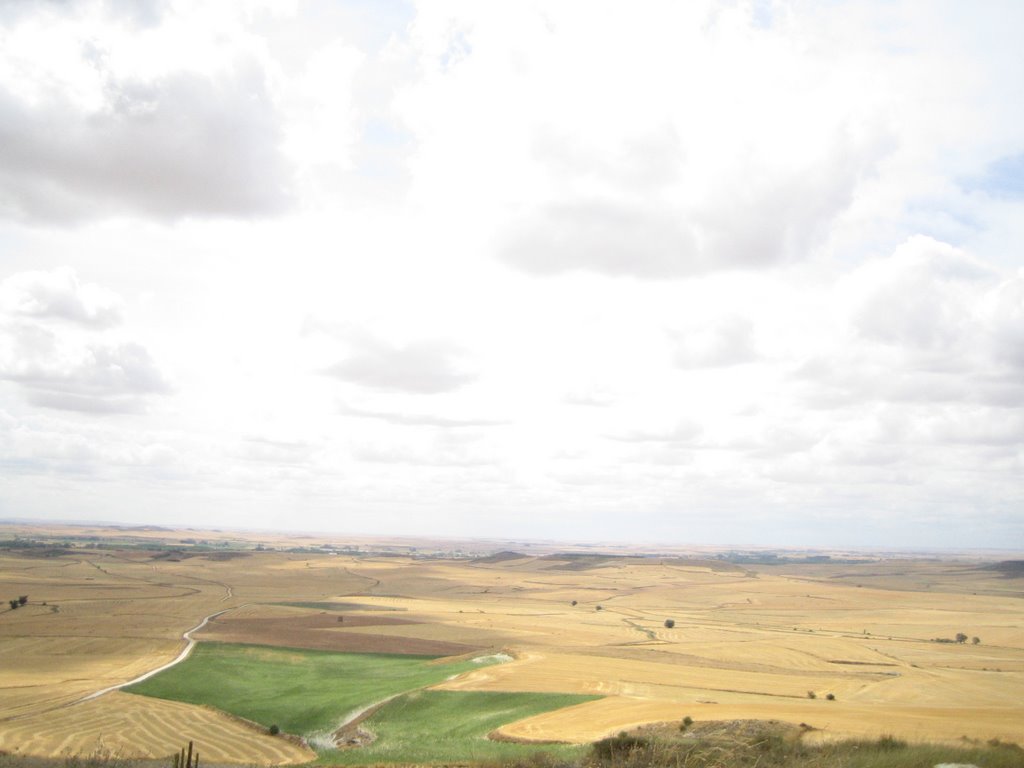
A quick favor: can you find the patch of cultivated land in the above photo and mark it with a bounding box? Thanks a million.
[125,643,491,735]
[2,527,1024,763]
[321,690,597,765]
[198,609,484,656]
[126,643,594,764]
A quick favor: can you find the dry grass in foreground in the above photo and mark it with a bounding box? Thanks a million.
[500,721,1024,768]
[2,723,1023,768]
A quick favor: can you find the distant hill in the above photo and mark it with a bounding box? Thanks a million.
[982,560,1024,577]
[472,551,529,564]
[539,553,624,570]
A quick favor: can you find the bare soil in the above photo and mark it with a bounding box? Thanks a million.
[198,612,485,656]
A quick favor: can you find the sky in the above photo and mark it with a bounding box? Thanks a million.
[0,0,1022,550]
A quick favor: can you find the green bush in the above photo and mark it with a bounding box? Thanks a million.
[592,734,650,761]
[875,735,907,750]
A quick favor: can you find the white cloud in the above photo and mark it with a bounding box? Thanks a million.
[338,401,504,428]
[0,2,291,222]
[563,388,615,408]
[324,335,475,394]
[608,421,703,444]
[238,435,317,466]
[671,316,757,369]
[0,268,168,414]
[500,201,699,278]
[0,267,122,327]
[0,67,290,221]
[1,331,168,414]
[352,428,496,467]
[987,272,1024,370]
[846,236,993,356]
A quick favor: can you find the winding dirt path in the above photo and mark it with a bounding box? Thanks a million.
[78,606,240,703]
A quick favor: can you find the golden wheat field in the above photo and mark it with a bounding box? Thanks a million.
[1,524,1022,762]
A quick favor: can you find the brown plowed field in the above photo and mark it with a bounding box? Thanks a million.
[198,611,486,656]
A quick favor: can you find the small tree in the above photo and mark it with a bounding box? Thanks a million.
[955,632,968,644]
[571,600,577,606]
[972,636,981,645]
[595,605,603,611]
[825,693,836,701]
[8,599,18,610]
[269,724,280,735]
[664,619,675,629]
[807,690,816,699]
[18,596,28,606]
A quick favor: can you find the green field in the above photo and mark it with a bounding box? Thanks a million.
[321,690,598,765]
[125,643,597,765]
[125,643,491,734]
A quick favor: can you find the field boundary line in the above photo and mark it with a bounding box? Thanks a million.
[78,603,248,702]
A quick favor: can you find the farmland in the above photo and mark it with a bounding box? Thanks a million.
[126,643,500,735]
[1,523,1023,764]
[319,691,596,765]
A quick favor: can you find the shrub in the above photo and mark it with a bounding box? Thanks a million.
[571,600,577,606]
[592,734,650,761]
[664,619,675,629]
[678,715,693,732]
[268,724,280,735]
[825,693,835,701]
[807,690,816,699]
[754,732,789,759]
[876,735,907,750]
[972,636,981,644]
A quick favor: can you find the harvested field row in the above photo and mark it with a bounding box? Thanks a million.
[433,649,881,701]
[0,637,183,720]
[494,694,1024,747]
[0,692,313,765]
